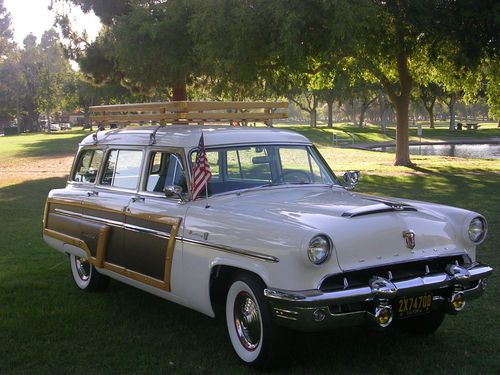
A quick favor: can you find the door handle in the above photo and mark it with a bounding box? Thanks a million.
[131,196,145,203]
[87,191,99,197]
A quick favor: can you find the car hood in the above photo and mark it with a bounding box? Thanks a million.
[211,185,467,271]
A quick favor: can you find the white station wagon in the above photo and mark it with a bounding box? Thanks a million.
[43,102,492,369]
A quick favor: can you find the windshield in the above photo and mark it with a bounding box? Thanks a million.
[191,144,339,195]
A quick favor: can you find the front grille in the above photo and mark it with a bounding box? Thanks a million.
[320,254,471,292]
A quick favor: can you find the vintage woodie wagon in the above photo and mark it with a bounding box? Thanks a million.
[43,101,492,369]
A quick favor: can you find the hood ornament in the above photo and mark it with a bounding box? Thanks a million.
[402,230,416,249]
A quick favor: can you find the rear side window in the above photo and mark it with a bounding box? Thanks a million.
[100,150,143,189]
[73,149,103,183]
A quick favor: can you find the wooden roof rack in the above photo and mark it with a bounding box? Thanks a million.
[90,101,288,126]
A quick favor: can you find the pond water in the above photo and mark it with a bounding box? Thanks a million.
[374,144,500,159]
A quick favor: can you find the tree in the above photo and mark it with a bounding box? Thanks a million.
[0,50,22,125]
[419,83,442,129]
[36,29,73,130]
[483,58,500,126]
[60,0,200,100]
[0,0,14,59]
[192,0,499,166]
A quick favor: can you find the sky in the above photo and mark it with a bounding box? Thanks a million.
[4,0,101,45]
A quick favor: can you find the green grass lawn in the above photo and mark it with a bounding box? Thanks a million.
[0,128,499,374]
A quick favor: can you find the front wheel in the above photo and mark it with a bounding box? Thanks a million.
[69,254,109,291]
[225,273,282,370]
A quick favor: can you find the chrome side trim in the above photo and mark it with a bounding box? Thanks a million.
[182,237,279,263]
[53,209,279,263]
[54,209,171,239]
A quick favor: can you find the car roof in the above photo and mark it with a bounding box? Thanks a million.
[80,125,311,148]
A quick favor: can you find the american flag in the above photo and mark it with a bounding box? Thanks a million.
[191,133,212,201]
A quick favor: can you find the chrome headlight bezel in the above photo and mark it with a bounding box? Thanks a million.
[307,235,332,265]
[468,216,487,244]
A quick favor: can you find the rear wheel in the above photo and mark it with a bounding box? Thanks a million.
[397,310,445,334]
[225,273,282,370]
[69,254,109,291]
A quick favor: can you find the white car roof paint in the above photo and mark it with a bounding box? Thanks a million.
[80,125,311,149]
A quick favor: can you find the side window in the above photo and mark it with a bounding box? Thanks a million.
[72,149,103,183]
[146,152,186,193]
[100,150,143,189]
[226,148,272,182]
[192,150,220,182]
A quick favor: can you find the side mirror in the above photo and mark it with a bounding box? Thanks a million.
[164,185,186,202]
[343,170,361,190]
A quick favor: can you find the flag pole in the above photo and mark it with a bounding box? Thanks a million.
[205,183,210,208]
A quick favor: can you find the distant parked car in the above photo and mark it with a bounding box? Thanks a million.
[49,123,61,131]
[60,123,71,130]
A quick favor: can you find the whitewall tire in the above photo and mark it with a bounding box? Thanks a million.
[225,273,282,369]
[69,254,109,291]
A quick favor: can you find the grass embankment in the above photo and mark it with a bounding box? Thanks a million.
[0,127,499,373]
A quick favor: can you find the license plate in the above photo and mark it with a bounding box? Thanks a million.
[396,293,433,318]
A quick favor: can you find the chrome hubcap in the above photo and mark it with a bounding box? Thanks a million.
[75,257,91,281]
[233,291,261,351]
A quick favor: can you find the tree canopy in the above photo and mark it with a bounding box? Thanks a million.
[1,0,497,165]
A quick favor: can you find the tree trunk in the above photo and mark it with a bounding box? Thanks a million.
[378,53,413,166]
[46,109,51,133]
[350,100,356,125]
[172,77,187,101]
[429,104,435,129]
[358,96,377,127]
[327,99,334,128]
[358,109,365,127]
[309,109,317,128]
[379,92,387,134]
[425,100,435,129]
[394,95,411,166]
[448,94,457,131]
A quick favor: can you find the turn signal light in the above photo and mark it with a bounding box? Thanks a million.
[450,291,466,312]
[375,305,393,328]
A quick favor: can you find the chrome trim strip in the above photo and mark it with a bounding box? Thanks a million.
[53,209,171,239]
[182,237,279,263]
[53,209,279,263]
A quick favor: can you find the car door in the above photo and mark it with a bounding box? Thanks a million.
[44,148,104,246]
[123,150,188,292]
[82,148,143,268]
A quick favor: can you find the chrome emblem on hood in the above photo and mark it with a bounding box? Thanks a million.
[402,230,416,249]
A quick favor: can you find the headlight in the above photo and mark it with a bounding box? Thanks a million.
[468,217,486,243]
[307,235,331,265]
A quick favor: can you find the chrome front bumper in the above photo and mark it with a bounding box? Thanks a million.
[264,263,493,332]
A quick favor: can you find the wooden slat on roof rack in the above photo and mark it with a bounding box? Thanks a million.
[90,101,288,125]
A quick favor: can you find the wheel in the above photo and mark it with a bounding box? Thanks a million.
[69,254,109,291]
[225,273,282,369]
[280,170,312,184]
[396,310,445,334]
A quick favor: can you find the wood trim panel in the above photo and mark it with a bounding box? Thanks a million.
[44,197,181,292]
